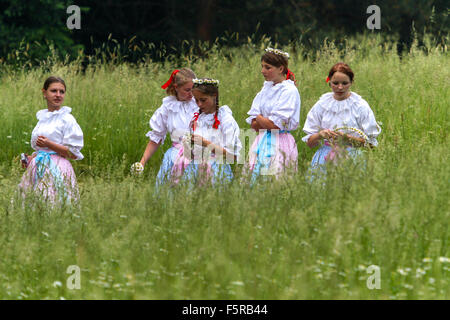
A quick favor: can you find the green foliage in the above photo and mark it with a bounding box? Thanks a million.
[0,1,448,65]
[0,35,448,299]
[0,0,85,65]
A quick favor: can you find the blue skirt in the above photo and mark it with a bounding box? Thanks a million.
[309,145,364,178]
[155,146,180,187]
[181,161,233,185]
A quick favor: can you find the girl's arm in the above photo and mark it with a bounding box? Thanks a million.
[140,140,161,167]
[36,136,77,159]
[255,114,280,130]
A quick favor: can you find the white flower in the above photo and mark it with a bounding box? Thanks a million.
[130,162,144,176]
[265,47,290,59]
[415,268,426,278]
[193,78,219,86]
[334,126,369,142]
[422,257,433,263]
[53,281,62,288]
[397,268,409,276]
[439,257,450,263]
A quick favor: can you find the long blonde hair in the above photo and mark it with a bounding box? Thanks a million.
[165,68,196,97]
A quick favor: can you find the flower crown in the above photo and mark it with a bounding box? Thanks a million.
[265,47,290,59]
[193,78,220,86]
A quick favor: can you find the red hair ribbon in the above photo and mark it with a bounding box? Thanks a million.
[212,112,220,129]
[191,112,200,131]
[286,69,295,81]
[161,69,180,89]
[326,76,330,83]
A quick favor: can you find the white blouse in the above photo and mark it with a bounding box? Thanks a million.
[31,106,84,160]
[302,92,381,146]
[146,96,199,145]
[246,79,301,131]
[191,105,242,159]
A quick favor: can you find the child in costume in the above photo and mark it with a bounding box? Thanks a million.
[171,78,241,185]
[133,68,199,186]
[246,48,301,182]
[302,62,381,174]
[19,76,84,204]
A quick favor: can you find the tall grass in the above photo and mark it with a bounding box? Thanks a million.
[0,35,448,299]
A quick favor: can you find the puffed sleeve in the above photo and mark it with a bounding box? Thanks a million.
[220,107,242,157]
[267,85,301,130]
[146,105,168,144]
[245,91,263,125]
[302,102,322,143]
[358,102,381,146]
[62,115,84,160]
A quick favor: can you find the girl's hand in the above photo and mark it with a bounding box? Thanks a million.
[191,134,210,147]
[36,136,51,148]
[319,129,340,140]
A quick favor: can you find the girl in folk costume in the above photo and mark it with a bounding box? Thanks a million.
[133,68,199,185]
[246,48,301,181]
[302,62,381,174]
[19,76,84,204]
[171,78,242,185]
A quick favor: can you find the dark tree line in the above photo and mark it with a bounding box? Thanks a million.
[0,0,448,64]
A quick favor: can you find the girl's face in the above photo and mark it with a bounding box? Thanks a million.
[261,61,285,83]
[175,81,194,101]
[330,71,352,100]
[42,82,66,109]
[193,90,216,114]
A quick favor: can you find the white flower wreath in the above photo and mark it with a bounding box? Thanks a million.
[265,47,290,59]
[193,78,220,86]
[334,126,370,147]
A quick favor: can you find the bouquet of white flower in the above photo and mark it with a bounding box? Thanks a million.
[130,162,144,176]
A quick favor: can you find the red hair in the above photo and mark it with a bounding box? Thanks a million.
[328,62,354,82]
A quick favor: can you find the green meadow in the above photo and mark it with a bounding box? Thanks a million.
[0,35,448,299]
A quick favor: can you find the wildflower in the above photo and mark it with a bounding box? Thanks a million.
[52,281,62,288]
[422,257,432,263]
[439,257,450,263]
[397,268,409,276]
[415,268,426,278]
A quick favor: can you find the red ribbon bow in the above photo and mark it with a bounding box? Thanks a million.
[286,69,295,81]
[161,69,180,89]
[191,112,200,131]
[212,112,220,129]
[326,76,330,83]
